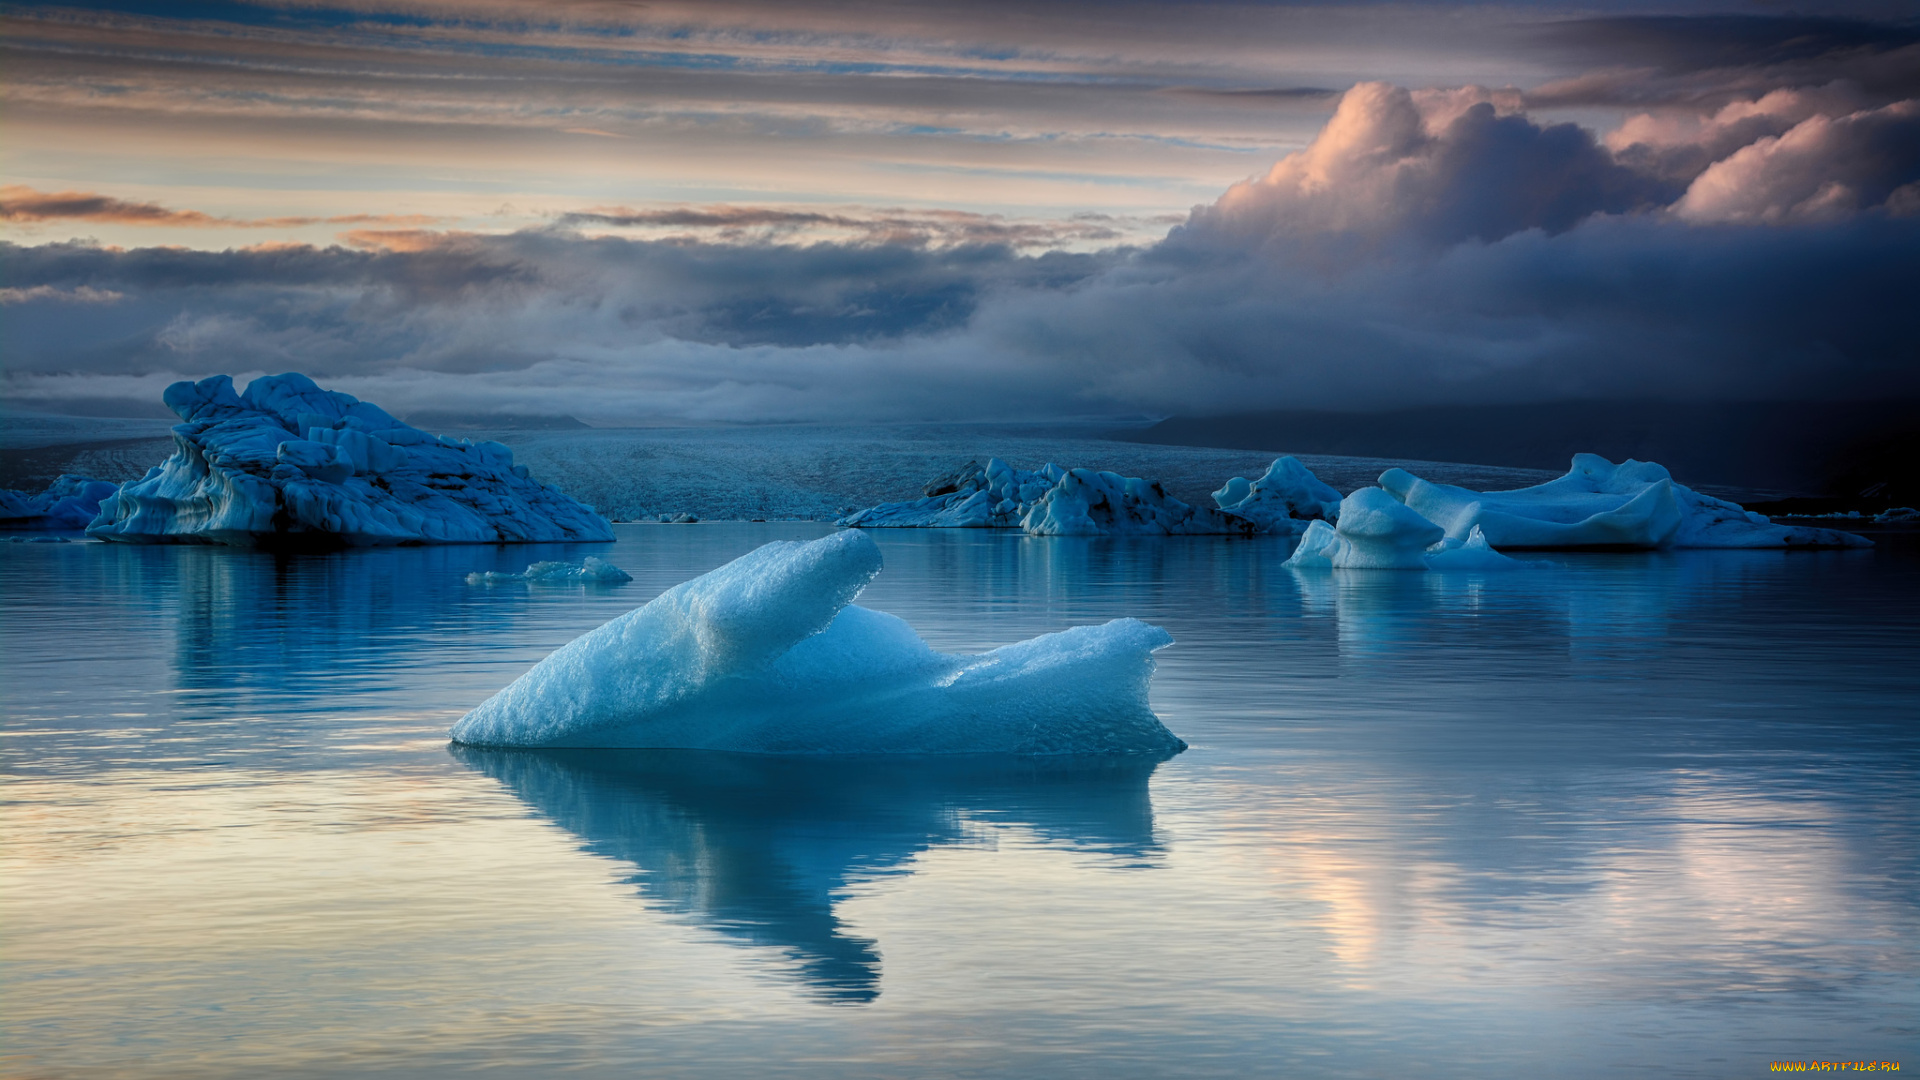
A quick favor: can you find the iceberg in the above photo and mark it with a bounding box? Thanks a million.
[1378,454,1869,549]
[1284,487,1446,570]
[1021,467,1258,536]
[466,556,632,585]
[451,530,1185,754]
[0,475,119,531]
[1211,456,1343,536]
[86,373,613,548]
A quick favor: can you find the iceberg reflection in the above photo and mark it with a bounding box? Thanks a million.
[451,747,1172,1003]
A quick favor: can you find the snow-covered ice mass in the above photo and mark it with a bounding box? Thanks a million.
[86,374,613,548]
[451,530,1185,754]
[0,475,119,531]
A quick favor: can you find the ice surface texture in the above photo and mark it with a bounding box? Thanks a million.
[450,530,1186,754]
[86,374,613,548]
[466,556,632,585]
[0,475,119,530]
[1379,454,1868,549]
[840,457,1258,535]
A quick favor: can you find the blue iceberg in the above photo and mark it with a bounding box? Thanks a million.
[451,530,1184,754]
[87,373,612,548]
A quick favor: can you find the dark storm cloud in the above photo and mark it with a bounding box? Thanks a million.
[1527,14,1920,108]
[1543,16,1920,74]
[0,230,1110,387]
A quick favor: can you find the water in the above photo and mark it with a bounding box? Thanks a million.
[3,526,1917,1078]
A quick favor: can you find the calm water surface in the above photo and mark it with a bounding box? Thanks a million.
[3,525,1917,1078]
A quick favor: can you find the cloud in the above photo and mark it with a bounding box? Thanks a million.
[1673,99,1920,223]
[1529,16,1920,108]
[4,75,1916,425]
[558,205,1133,249]
[0,186,442,229]
[0,284,123,304]
[1171,82,1671,251]
[1,186,223,228]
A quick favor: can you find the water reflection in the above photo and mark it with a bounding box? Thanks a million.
[452,747,1172,1004]
[1285,548,1881,667]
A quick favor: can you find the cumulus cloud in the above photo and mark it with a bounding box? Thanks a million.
[1673,99,1920,223]
[1172,82,1670,251]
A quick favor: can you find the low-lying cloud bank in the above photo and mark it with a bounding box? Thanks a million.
[5,40,1917,423]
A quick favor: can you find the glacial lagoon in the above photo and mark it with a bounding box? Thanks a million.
[3,524,1917,1078]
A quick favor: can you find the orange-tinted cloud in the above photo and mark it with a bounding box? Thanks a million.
[339,228,478,252]
[0,186,441,229]
[561,204,1134,249]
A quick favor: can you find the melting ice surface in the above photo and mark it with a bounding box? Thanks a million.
[451,530,1184,754]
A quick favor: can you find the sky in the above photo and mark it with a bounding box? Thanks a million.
[1,0,1916,423]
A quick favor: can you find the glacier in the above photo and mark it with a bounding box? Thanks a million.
[839,457,1260,535]
[1378,454,1869,549]
[450,530,1186,754]
[466,556,633,585]
[86,373,613,548]
[0,475,119,531]
[837,458,1069,528]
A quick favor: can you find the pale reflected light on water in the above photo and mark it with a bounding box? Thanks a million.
[3,525,1917,1078]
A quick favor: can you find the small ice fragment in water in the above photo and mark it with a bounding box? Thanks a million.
[467,556,632,585]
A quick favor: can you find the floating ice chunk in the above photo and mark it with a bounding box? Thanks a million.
[1878,507,1920,524]
[1283,487,1444,569]
[1379,454,1868,549]
[0,475,119,531]
[451,530,1185,754]
[467,556,633,585]
[5,535,71,543]
[1212,456,1342,536]
[87,373,613,548]
[1020,468,1257,536]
